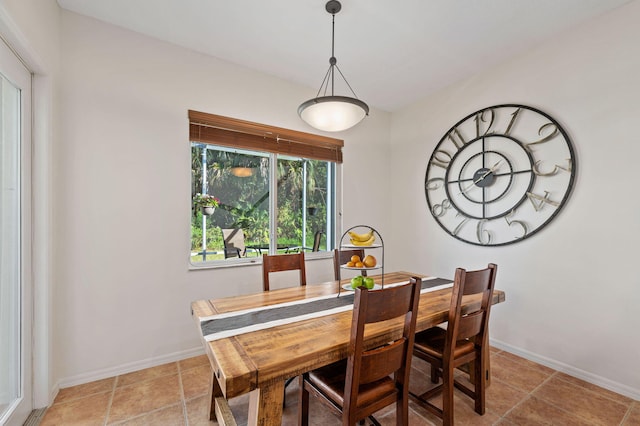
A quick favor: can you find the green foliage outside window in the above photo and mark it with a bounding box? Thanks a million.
[191,144,332,262]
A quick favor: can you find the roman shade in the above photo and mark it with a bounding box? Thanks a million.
[189,110,344,163]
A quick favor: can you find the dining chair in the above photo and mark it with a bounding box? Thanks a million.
[333,248,366,281]
[222,228,246,259]
[410,263,497,426]
[261,252,306,292]
[298,277,422,426]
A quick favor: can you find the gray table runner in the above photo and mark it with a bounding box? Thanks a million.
[201,277,452,338]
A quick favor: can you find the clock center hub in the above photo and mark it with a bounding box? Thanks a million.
[472,168,496,187]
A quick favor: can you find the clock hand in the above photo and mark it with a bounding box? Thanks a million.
[487,159,504,172]
[458,160,503,195]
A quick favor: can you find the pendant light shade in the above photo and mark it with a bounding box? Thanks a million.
[229,166,253,177]
[298,96,368,133]
[298,1,368,132]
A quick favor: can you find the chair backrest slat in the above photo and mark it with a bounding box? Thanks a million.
[457,311,484,340]
[261,252,306,292]
[363,284,413,323]
[359,338,406,384]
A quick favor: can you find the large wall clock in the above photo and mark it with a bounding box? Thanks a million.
[424,104,576,246]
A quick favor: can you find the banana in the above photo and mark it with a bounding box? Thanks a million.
[348,229,374,242]
[350,235,376,246]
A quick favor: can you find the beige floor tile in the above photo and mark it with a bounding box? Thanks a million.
[410,390,499,426]
[365,402,439,426]
[108,373,182,424]
[491,352,554,393]
[117,362,178,387]
[484,377,530,416]
[493,418,519,425]
[408,358,442,397]
[54,377,115,403]
[533,375,629,426]
[185,395,216,425]
[179,354,210,371]
[113,403,186,425]
[555,372,633,405]
[40,392,111,426]
[496,351,555,375]
[181,363,212,400]
[504,395,587,425]
[490,346,503,355]
[623,402,640,425]
[282,393,342,425]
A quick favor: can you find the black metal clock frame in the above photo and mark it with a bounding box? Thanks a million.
[424,104,577,246]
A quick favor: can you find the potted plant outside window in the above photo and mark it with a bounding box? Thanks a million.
[194,193,220,216]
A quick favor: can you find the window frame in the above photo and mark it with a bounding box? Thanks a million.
[188,111,343,269]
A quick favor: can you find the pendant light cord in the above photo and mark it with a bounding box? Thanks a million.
[331,12,335,96]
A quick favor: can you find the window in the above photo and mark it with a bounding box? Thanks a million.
[189,111,342,265]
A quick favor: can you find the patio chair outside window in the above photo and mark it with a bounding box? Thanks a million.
[222,229,246,258]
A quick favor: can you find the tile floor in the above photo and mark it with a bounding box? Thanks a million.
[40,348,640,425]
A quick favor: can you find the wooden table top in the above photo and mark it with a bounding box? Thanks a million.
[191,271,506,399]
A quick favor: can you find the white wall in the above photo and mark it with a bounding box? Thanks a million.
[55,10,391,385]
[388,1,640,398]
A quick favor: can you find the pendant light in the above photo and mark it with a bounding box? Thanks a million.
[230,166,253,177]
[298,0,369,132]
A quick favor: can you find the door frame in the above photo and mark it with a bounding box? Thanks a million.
[0,3,54,416]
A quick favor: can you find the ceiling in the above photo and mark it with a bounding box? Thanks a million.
[56,0,633,112]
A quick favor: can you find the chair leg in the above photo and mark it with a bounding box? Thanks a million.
[298,375,309,426]
[442,367,454,426]
[474,355,485,415]
[395,395,408,426]
[430,363,439,383]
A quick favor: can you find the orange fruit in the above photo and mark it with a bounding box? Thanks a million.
[346,261,355,267]
[355,261,364,268]
[350,255,361,263]
[363,255,376,268]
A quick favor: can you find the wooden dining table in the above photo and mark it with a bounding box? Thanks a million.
[191,271,506,426]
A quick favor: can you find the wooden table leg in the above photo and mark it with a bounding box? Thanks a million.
[208,368,223,421]
[247,380,285,426]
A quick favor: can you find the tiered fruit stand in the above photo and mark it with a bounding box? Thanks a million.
[337,225,384,294]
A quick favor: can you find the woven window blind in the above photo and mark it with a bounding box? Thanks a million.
[189,110,343,163]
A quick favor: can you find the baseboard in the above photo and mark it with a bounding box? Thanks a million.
[23,408,47,426]
[490,338,640,401]
[55,346,206,390]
